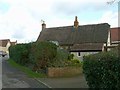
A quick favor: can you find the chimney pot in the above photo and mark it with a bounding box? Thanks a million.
[74,16,79,28]
[42,21,46,30]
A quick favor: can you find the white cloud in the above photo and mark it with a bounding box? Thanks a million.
[0,0,118,43]
[0,2,41,43]
[79,11,118,27]
[98,11,118,27]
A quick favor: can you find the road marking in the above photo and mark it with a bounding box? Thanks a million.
[35,78,52,88]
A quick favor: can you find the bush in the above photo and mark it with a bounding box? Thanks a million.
[9,41,83,73]
[83,47,120,88]
[30,41,57,71]
[67,59,83,67]
[68,54,74,60]
[48,48,82,67]
[47,48,69,67]
[9,43,31,65]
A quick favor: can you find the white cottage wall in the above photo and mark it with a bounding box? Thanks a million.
[71,52,99,61]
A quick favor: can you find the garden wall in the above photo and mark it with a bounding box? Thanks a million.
[47,67,82,77]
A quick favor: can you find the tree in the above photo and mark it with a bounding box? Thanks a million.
[107,0,120,5]
[30,41,57,71]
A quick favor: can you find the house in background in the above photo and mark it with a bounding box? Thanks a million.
[110,27,120,45]
[105,27,120,50]
[37,16,110,60]
[11,40,17,46]
[0,39,11,54]
[0,39,17,57]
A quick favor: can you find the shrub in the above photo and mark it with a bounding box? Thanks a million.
[9,43,31,65]
[47,48,69,67]
[68,54,74,60]
[9,41,83,73]
[30,41,57,71]
[68,59,83,67]
[48,48,82,67]
[83,47,120,88]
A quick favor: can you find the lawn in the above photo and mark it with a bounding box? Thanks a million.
[7,59,47,78]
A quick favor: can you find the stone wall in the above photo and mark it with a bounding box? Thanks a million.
[47,67,82,77]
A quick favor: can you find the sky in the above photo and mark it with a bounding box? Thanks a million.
[0,0,119,43]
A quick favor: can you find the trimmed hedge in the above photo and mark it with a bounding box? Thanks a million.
[9,43,31,65]
[9,41,57,71]
[9,41,83,73]
[83,46,120,88]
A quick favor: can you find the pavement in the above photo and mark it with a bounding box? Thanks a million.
[36,74,88,88]
[1,56,48,88]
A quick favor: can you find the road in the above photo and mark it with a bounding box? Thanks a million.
[1,56,48,89]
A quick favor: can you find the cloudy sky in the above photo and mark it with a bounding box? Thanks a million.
[0,0,119,43]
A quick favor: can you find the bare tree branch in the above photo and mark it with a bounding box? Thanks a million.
[107,0,120,5]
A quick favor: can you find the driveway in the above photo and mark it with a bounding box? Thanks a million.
[37,74,88,88]
[1,57,48,88]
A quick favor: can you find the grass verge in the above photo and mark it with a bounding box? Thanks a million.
[7,59,47,78]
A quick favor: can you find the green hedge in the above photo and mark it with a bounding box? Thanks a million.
[83,46,120,88]
[47,48,82,67]
[9,41,82,73]
[9,41,57,71]
[9,43,31,65]
[48,48,69,67]
[30,41,57,71]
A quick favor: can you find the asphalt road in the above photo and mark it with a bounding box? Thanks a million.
[1,56,48,89]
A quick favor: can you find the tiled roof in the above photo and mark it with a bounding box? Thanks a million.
[110,27,120,42]
[0,39,10,47]
[37,23,110,46]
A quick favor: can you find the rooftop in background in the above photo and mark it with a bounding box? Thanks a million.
[10,40,17,46]
[0,39,17,47]
[110,27,120,42]
[0,39,10,47]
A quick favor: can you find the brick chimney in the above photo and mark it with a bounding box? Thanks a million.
[42,21,46,30]
[74,16,79,28]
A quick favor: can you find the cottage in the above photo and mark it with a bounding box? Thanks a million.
[0,39,11,54]
[0,39,17,57]
[37,16,110,60]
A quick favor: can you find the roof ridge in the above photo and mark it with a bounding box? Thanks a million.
[46,26,73,29]
[0,39,10,41]
[45,23,109,29]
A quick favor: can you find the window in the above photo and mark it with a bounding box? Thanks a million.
[78,52,81,56]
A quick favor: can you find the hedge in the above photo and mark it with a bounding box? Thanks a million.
[9,43,31,66]
[83,46,120,88]
[30,41,57,71]
[48,48,69,67]
[9,41,83,73]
